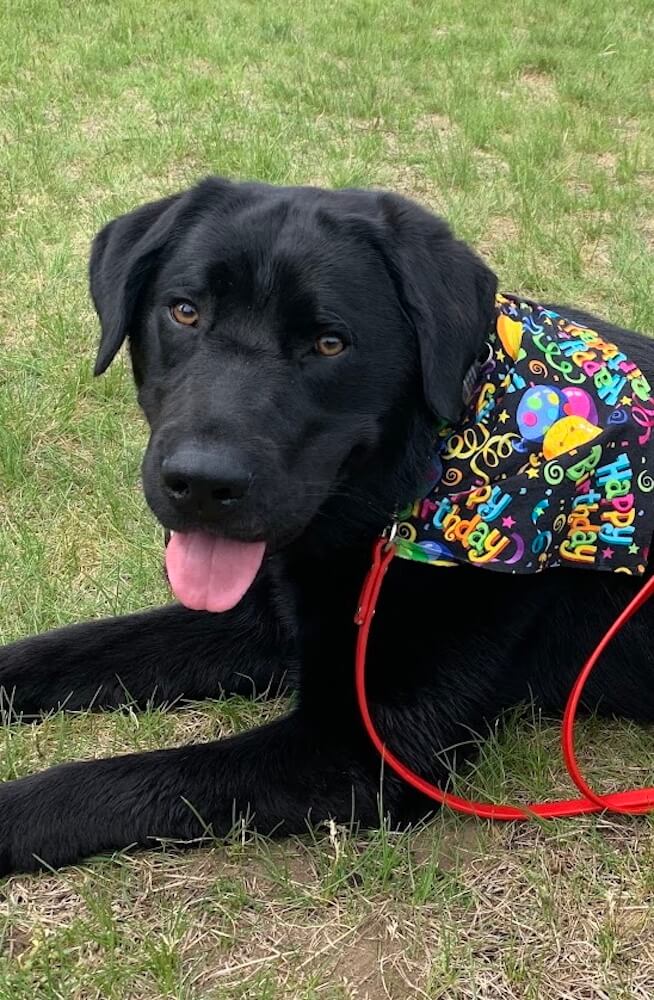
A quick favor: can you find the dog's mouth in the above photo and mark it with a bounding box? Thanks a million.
[157,456,356,613]
[164,530,266,613]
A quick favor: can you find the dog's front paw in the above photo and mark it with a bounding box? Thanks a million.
[0,754,149,875]
[0,781,27,876]
[0,771,77,876]
[0,641,49,718]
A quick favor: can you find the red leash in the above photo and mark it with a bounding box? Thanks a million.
[355,538,654,819]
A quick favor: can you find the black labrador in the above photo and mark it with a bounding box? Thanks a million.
[1,178,653,875]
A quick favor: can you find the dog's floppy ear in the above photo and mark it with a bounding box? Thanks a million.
[89,192,185,375]
[377,193,498,423]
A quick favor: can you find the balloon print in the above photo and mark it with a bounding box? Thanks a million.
[516,386,564,441]
[560,387,598,425]
[542,415,602,460]
[497,313,525,361]
[416,540,458,561]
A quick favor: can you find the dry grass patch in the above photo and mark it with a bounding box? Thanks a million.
[640,217,654,250]
[473,148,510,179]
[4,810,654,997]
[595,151,618,174]
[414,113,456,138]
[0,309,40,351]
[579,233,613,280]
[376,165,447,215]
[519,70,557,102]
[474,214,520,258]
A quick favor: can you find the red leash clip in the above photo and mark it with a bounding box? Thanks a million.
[355,535,654,820]
[354,533,396,627]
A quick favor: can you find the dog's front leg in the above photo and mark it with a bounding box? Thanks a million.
[0,711,386,875]
[0,568,297,715]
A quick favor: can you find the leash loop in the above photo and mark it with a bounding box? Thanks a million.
[355,537,654,820]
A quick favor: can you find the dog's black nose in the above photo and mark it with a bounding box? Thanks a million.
[162,446,252,516]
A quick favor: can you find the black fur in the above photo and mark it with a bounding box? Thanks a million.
[1,178,654,875]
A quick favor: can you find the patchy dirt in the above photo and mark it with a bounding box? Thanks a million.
[519,70,557,102]
[579,233,613,278]
[594,151,618,174]
[640,217,654,250]
[414,113,457,137]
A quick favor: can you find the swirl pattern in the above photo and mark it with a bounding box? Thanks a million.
[442,467,463,486]
[637,471,654,494]
[528,358,548,378]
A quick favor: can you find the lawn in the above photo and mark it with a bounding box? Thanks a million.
[1,0,654,995]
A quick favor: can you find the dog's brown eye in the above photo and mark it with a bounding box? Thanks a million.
[170,301,199,327]
[315,334,346,357]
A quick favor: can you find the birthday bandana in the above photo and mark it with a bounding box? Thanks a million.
[395,294,654,576]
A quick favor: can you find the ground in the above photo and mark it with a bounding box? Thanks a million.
[1,0,654,996]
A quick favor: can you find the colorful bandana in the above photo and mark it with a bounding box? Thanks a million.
[395,294,654,576]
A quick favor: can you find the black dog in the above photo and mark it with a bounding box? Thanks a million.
[1,178,654,875]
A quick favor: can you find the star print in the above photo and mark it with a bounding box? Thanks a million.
[498,409,510,424]
[495,348,506,362]
[526,467,540,479]
[601,546,614,560]
[501,516,516,528]
[533,505,546,518]
[620,396,633,407]
[629,543,639,555]
[538,552,548,563]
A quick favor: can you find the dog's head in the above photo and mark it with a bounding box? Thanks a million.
[90,178,496,610]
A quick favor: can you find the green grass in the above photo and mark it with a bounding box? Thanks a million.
[1,0,654,995]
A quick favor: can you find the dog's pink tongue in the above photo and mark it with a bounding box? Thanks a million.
[165,532,265,612]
